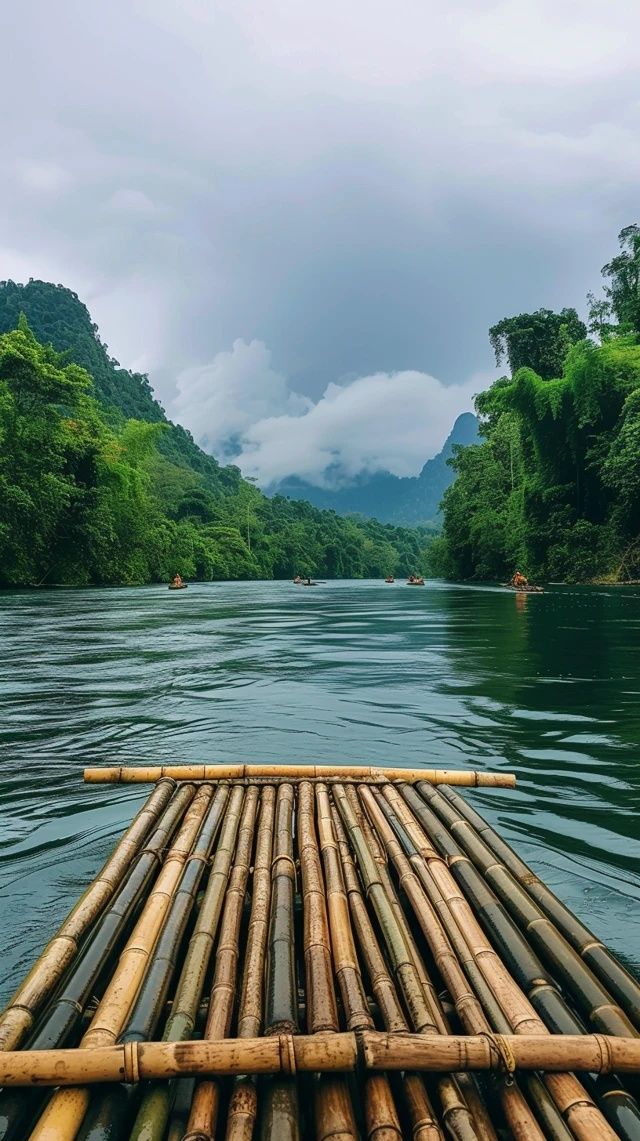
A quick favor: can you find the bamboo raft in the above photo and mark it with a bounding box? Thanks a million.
[1,766,639,1141]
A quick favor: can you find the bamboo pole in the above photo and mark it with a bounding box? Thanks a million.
[406,784,640,1141]
[83,764,516,788]
[347,783,499,1141]
[0,783,196,1141]
[184,786,259,1141]
[378,784,621,1141]
[75,783,234,1141]
[364,786,576,1141]
[29,784,215,1141]
[225,787,276,1141]
[318,783,416,1140]
[340,785,445,1036]
[438,784,640,1030]
[326,790,444,1141]
[332,785,489,1141]
[1,1032,639,1085]
[0,778,177,1053]
[417,783,637,1037]
[339,786,497,1141]
[361,786,551,1141]
[262,783,300,1141]
[296,781,357,1141]
[129,784,245,1141]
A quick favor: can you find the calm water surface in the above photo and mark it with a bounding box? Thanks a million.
[1,579,639,1001]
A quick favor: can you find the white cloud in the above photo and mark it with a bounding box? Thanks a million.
[15,161,72,194]
[0,0,639,398]
[173,341,479,485]
[173,339,311,460]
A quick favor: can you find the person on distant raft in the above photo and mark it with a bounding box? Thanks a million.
[512,570,528,587]
[172,573,183,586]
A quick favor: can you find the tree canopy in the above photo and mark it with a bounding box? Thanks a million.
[432,226,640,584]
[0,300,430,588]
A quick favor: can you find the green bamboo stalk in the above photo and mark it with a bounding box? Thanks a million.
[0,779,178,1054]
[225,786,276,1141]
[30,785,215,1141]
[128,783,244,1141]
[341,785,444,1034]
[296,782,357,1141]
[380,783,621,1141]
[363,786,560,1141]
[439,785,640,1029]
[76,785,231,1141]
[417,783,636,1037]
[184,786,259,1141]
[262,783,300,1141]
[333,784,492,1141]
[0,784,195,1141]
[327,792,445,1141]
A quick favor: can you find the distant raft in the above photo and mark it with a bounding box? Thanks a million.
[1,763,639,1141]
[168,583,188,590]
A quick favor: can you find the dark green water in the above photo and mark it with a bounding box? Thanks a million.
[1,579,639,1003]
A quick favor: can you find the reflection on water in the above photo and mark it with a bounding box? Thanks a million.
[1,579,639,1000]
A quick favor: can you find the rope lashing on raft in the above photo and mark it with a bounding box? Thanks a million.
[479,1031,517,1083]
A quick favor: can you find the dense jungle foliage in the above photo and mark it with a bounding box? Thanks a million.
[431,225,640,583]
[0,289,431,587]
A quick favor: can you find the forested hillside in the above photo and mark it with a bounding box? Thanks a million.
[0,283,431,587]
[274,413,478,525]
[430,225,640,583]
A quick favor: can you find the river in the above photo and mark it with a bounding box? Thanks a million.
[1,579,639,1002]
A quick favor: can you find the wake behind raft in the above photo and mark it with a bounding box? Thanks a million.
[1,763,639,1140]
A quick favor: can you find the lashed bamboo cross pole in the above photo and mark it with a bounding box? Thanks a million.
[83,763,516,787]
[0,1033,639,1086]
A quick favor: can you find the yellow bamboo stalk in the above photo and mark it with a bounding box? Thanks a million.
[297,781,357,1141]
[340,785,445,1034]
[28,784,215,1141]
[184,786,259,1141]
[315,784,380,1031]
[360,786,546,1141]
[344,784,500,1141]
[83,764,516,787]
[318,784,416,1140]
[1,1032,639,1085]
[377,784,621,1141]
[0,778,178,1053]
[333,784,494,1141]
[225,786,276,1141]
[327,791,444,1141]
[262,782,300,1140]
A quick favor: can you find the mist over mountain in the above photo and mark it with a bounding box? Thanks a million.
[272,412,479,525]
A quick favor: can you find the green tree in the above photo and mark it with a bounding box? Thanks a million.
[489,308,587,380]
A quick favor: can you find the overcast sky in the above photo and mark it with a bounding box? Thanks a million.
[1,1,639,485]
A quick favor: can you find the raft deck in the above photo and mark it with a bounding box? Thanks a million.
[1,765,639,1141]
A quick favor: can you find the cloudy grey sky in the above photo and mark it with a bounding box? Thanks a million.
[1,0,639,484]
